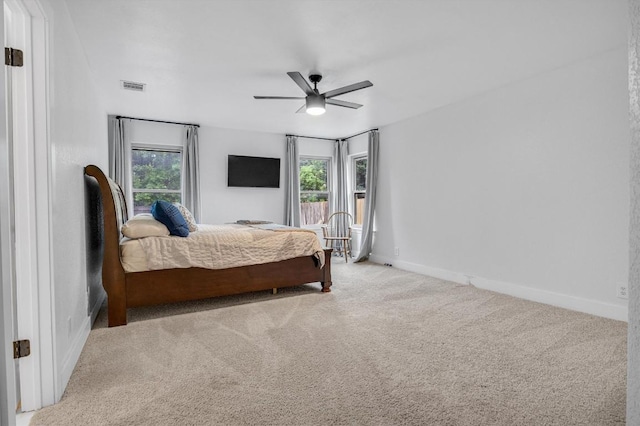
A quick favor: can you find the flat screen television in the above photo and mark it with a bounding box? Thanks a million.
[228,155,281,188]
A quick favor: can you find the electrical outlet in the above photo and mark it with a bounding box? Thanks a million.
[617,284,628,300]
[394,247,399,256]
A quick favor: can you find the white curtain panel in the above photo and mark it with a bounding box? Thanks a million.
[333,139,350,251]
[333,139,349,213]
[284,135,301,227]
[108,116,133,216]
[183,125,201,222]
[355,130,379,262]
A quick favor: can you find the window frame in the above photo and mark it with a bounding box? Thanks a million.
[351,153,368,227]
[299,155,332,228]
[130,143,184,214]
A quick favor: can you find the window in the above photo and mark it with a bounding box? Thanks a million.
[353,155,367,225]
[299,157,331,226]
[131,146,182,215]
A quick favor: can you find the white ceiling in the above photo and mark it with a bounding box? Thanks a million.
[64,0,627,139]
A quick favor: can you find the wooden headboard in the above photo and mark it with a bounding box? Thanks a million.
[84,171,104,315]
[84,165,127,313]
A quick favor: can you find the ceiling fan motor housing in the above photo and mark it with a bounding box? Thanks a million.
[309,74,323,84]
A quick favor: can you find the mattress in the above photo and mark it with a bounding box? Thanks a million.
[119,223,324,273]
[120,238,149,272]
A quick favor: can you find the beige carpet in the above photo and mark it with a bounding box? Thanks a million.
[31,262,627,425]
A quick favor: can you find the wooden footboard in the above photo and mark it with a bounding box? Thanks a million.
[84,164,333,327]
[105,249,332,327]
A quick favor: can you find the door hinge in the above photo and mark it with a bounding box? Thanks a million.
[5,47,23,67]
[13,339,30,359]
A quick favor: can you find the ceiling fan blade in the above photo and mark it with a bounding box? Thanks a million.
[295,104,307,113]
[254,96,305,100]
[323,80,373,99]
[287,72,314,96]
[326,99,362,109]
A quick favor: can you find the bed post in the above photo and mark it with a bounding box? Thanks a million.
[85,165,128,326]
[321,248,333,292]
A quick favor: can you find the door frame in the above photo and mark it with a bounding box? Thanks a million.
[1,0,17,422]
[3,0,54,415]
[21,0,56,409]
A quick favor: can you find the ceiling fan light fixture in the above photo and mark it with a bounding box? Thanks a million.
[306,95,326,116]
[254,72,373,115]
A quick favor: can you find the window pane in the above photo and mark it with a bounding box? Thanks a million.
[354,192,365,225]
[133,192,182,215]
[300,193,329,226]
[132,149,182,191]
[300,158,328,192]
[355,157,367,191]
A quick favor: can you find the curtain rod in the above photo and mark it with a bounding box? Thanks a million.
[287,128,378,142]
[342,128,378,140]
[115,115,200,128]
[286,134,336,141]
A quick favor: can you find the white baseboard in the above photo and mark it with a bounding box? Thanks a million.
[58,317,90,399]
[369,256,628,322]
[471,275,627,321]
[57,291,105,399]
[369,256,470,284]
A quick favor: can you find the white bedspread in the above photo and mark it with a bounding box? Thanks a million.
[120,224,324,273]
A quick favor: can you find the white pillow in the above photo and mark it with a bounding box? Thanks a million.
[121,213,170,239]
[173,203,198,232]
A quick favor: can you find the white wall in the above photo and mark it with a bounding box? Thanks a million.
[129,119,184,148]
[628,0,640,421]
[126,124,353,249]
[128,121,287,224]
[122,121,293,225]
[373,46,630,321]
[124,122,349,231]
[198,127,285,224]
[46,0,108,400]
[348,133,368,156]
[299,137,333,159]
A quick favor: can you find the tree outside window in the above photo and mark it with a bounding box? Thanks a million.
[299,157,330,226]
[353,156,367,225]
[131,147,182,215]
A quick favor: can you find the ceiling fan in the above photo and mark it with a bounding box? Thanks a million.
[254,72,373,116]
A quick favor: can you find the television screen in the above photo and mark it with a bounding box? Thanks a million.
[228,155,281,188]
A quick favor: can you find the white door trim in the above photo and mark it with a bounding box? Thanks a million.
[1,0,18,423]
[4,0,54,412]
[5,0,39,412]
[23,0,55,408]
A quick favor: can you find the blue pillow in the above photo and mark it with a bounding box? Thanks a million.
[150,200,189,237]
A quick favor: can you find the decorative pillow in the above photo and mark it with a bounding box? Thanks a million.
[121,214,170,239]
[173,202,198,232]
[151,200,190,237]
[107,177,128,234]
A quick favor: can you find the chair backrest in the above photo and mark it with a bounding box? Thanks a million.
[323,211,354,238]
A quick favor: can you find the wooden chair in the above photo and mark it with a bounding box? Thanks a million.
[322,212,353,263]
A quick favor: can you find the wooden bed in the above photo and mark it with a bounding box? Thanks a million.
[84,164,333,327]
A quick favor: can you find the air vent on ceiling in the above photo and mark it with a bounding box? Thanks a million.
[121,80,146,92]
